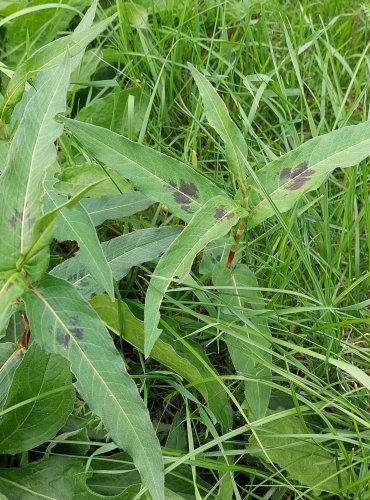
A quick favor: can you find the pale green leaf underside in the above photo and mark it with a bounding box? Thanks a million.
[24,275,164,500]
[249,120,370,227]
[249,413,346,492]
[144,196,243,356]
[212,263,271,421]
[60,117,226,222]
[51,226,181,299]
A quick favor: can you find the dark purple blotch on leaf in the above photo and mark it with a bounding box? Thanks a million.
[280,168,291,180]
[214,205,234,221]
[8,208,23,227]
[5,281,14,292]
[243,302,252,309]
[167,179,199,205]
[286,168,314,190]
[70,315,80,326]
[56,328,70,349]
[181,205,194,214]
[71,327,84,340]
[279,161,309,181]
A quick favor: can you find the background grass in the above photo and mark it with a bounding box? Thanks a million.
[1,0,369,498]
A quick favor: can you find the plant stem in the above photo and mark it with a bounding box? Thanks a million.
[226,217,245,268]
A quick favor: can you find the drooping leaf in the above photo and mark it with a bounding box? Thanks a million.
[248,120,370,227]
[0,56,72,274]
[91,295,233,432]
[249,412,346,492]
[60,117,227,222]
[189,64,248,189]
[0,343,24,408]
[3,4,114,111]
[51,226,182,299]
[44,164,114,299]
[213,263,272,420]
[0,456,84,499]
[24,275,164,500]
[81,192,153,226]
[0,342,75,454]
[144,196,243,356]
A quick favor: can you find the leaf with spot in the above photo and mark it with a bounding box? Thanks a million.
[60,117,227,222]
[212,263,272,420]
[144,196,244,356]
[248,120,370,227]
[0,342,75,454]
[189,64,248,189]
[0,57,72,275]
[24,275,164,500]
[51,226,181,299]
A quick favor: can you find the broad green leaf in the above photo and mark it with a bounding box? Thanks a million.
[54,163,132,198]
[0,57,72,274]
[248,120,370,227]
[5,0,91,66]
[0,343,24,408]
[249,413,346,492]
[144,196,243,356]
[44,164,114,299]
[51,226,181,299]
[3,5,114,111]
[189,64,248,189]
[60,117,227,222]
[24,275,164,500]
[212,263,272,420]
[0,342,75,454]
[0,456,84,499]
[0,273,27,321]
[0,138,9,174]
[91,295,233,432]
[75,86,149,138]
[81,192,153,226]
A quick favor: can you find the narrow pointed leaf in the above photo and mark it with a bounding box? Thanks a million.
[51,226,181,299]
[81,192,153,226]
[60,117,227,222]
[24,275,164,500]
[189,64,248,187]
[213,263,271,420]
[0,343,75,454]
[44,166,114,299]
[0,57,72,274]
[91,295,233,432]
[144,196,243,356]
[248,120,370,227]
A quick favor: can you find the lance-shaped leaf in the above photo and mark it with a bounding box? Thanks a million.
[44,165,114,299]
[3,5,114,112]
[189,64,248,189]
[0,343,24,409]
[81,192,153,226]
[60,117,226,222]
[51,226,182,299]
[0,57,72,274]
[91,295,233,433]
[144,196,243,356]
[212,263,272,420]
[0,273,27,324]
[24,276,164,500]
[0,343,75,454]
[248,120,370,227]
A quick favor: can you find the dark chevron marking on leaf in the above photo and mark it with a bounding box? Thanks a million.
[286,168,315,190]
[243,302,252,309]
[214,205,235,221]
[180,205,194,214]
[279,161,309,181]
[8,208,23,227]
[70,315,80,325]
[55,327,70,349]
[71,327,84,340]
[168,180,199,205]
